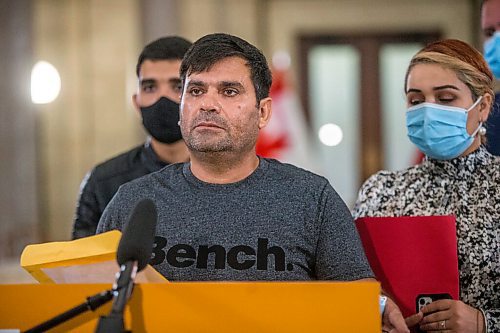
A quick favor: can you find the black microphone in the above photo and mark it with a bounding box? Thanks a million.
[95,198,158,333]
[117,198,158,271]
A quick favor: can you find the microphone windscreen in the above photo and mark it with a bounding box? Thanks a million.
[116,198,158,271]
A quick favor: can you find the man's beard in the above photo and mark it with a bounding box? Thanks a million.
[186,132,233,153]
[182,112,259,154]
[183,112,232,152]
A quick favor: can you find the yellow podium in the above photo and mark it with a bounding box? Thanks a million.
[0,281,380,332]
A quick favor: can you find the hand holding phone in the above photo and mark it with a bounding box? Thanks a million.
[415,293,452,333]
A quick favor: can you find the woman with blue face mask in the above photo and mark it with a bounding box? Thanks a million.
[353,39,500,333]
[483,0,500,80]
[482,0,500,157]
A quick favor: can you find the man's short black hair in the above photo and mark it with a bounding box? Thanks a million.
[136,36,192,77]
[180,33,272,103]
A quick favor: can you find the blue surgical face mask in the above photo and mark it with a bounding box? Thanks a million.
[484,31,500,80]
[406,97,483,160]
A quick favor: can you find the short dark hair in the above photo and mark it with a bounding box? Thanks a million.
[180,33,272,103]
[136,36,192,77]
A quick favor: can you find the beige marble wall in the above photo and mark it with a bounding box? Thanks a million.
[176,0,476,76]
[267,0,474,66]
[179,0,260,46]
[33,0,143,241]
[0,0,39,261]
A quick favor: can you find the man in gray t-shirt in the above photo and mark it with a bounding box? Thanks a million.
[97,33,409,332]
[98,158,371,282]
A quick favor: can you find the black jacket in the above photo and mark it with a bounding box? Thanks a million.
[485,92,500,156]
[72,142,168,239]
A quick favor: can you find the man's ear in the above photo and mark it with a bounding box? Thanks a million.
[258,97,272,129]
[132,93,141,117]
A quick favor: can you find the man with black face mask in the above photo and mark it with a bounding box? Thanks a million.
[72,36,192,239]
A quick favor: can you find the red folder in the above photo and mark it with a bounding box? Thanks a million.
[355,216,459,317]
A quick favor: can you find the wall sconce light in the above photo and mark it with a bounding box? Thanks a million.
[31,61,61,104]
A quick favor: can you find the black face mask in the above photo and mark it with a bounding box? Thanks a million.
[140,96,182,144]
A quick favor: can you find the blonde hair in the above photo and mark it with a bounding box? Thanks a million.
[405,52,494,101]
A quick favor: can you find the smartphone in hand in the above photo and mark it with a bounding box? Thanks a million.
[415,293,452,333]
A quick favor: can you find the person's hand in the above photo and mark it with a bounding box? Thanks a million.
[418,299,484,332]
[405,311,424,329]
[382,297,410,333]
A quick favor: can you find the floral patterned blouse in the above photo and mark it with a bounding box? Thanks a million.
[353,146,499,332]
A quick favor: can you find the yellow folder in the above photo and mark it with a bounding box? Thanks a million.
[20,230,166,284]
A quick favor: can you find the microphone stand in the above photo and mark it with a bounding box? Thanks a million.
[24,289,113,333]
[95,261,138,333]
[24,261,137,333]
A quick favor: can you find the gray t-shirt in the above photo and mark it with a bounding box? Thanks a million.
[97,158,373,281]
